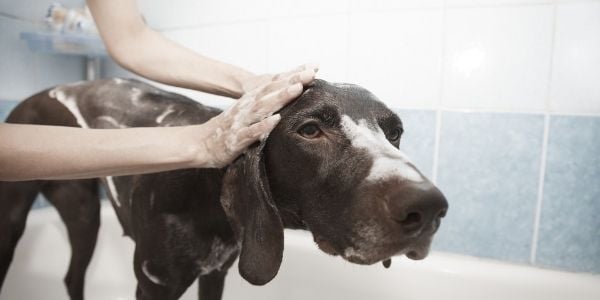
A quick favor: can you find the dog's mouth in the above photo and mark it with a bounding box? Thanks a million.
[312,234,433,267]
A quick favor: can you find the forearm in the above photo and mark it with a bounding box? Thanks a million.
[0,123,205,181]
[86,0,253,98]
[0,65,315,182]
[112,27,253,98]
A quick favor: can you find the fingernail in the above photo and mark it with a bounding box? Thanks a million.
[300,69,315,82]
[287,83,302,94]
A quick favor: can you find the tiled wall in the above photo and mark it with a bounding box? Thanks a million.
[2,0,599,274]
[0,0,84,100]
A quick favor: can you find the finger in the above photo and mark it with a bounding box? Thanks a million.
[255,69,316,99]
[272,63,320,81]
[254,83,303,118]
[235,114,282,149]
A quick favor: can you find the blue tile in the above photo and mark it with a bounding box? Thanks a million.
[433,112,545,263]
[0,17,40,100]
[101,58,136,78]
[536,116,600,274]
[395,109,436,179]
[34,52,84,91]
[0,100,19,122]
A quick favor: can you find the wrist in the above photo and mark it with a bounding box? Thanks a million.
[228,67,255,99]
[175,121,219,169]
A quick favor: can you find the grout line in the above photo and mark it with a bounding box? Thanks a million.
[432,0,448,184]
[445,1,556,10]
[530,0,558,265]
[431,110,443,184]
[530,113,551,264]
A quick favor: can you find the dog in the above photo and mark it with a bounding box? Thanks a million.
[0,78,448,300]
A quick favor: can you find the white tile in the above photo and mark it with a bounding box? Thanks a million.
[271,0,348,18]
[267,15,349,82]
[349,0,444,13]
[347,10,444,109]
[163,21,269,74]
[549,2,600,114]
[442,5,554,111]
[139,0,271,29]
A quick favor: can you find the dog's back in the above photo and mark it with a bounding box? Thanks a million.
[0,79,238,300]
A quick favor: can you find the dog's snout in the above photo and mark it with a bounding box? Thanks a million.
[388,182,448,236]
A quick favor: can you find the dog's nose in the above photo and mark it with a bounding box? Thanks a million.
[387,182,448,236]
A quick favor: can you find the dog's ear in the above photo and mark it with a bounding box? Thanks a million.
[220,141,284,286]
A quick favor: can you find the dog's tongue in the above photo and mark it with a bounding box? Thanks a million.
[382,258,392,268]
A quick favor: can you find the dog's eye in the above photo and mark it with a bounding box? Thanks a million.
[298,124,322,139]
[386,128,402,142]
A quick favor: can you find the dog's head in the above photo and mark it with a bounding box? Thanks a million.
[221,79,448,285]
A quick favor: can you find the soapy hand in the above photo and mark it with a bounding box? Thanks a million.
[190,64,318,168]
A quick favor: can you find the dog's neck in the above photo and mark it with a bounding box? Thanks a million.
[277,205,306,229]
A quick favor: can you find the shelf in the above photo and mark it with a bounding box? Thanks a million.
[20,31,107,57]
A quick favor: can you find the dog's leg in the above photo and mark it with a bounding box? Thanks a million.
[133,246,197,300]
[42,180,100,300]
[133,251,170,300]
[0,181,41,291]
[198,271,226,300]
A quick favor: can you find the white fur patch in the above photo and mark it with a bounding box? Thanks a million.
[142,260,166,286]
[49,88,88,129]
[340,115,424,183]
[96,115,127,128]
[343,247,367,261]
[130,87,143,105]
[331,82,356,88]
[50,86,123,206]
[156,105,176,124]
[105,176,121,207]
[197,237,239,275]
[113,78,124,85]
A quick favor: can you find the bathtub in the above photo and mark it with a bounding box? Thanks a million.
[2,203,599,300]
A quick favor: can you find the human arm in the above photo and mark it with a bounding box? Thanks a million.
[0,68,315,181]
[86,0,262,98]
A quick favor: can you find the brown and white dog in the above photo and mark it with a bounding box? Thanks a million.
[0,79,448,300]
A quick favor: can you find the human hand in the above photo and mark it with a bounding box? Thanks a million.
[240,63,319,95]
[189,64,318,168]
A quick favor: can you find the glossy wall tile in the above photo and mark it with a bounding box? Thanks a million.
[433,112,545,263]
[549,1,600,114]
[442,5,553,111]
[536,116,600,273]
[348,10,443,109]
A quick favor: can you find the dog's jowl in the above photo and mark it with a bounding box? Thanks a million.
[0,79,448,300]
